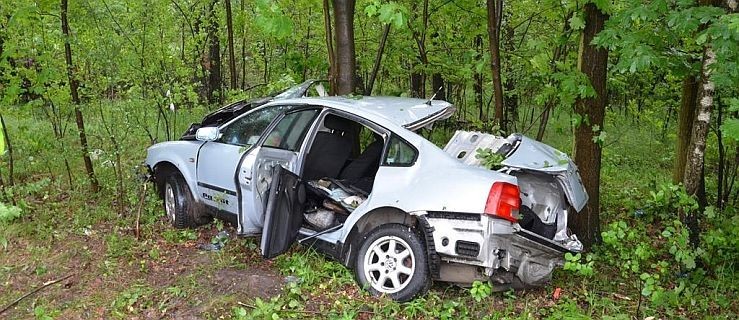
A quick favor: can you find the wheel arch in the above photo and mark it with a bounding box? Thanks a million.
[151,160,198,202]
[341,207,439,279]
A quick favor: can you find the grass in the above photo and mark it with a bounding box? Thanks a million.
[0,102,737,319]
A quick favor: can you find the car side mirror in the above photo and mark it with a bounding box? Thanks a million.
[195,127,221,142]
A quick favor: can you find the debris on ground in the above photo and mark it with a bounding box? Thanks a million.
[198,230,230,251]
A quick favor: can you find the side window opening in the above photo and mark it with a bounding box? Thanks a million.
[263,109,319,151]
[384,135,417,166]
[219,105,291,147]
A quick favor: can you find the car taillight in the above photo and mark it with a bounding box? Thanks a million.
[485,182,521,222]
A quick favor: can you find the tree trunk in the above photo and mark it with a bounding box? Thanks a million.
[206,0,222,103]
[411,70,424,98]
[240,0,247,89]
[486,0,505,131]
[225,0,237,90]
[683,46,716,245]
[61,0,100,193]
[365,23,390,95]
[673,76,699,184]
[474,35,484,122]
[432,73,446,101]
[323,0,337,94]
[571,3,608,249]
[332,0,356,95]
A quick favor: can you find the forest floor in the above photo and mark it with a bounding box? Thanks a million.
[1,213,559,319]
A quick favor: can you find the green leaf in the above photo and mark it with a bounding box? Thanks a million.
[570,14,585,31]
[721,118,739,141]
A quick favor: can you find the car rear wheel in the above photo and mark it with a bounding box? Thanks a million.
[355,224,429,302]
[163,173,209,228]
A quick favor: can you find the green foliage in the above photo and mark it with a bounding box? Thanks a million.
[475,148,505,169]
[0,202,22,224]
[34,306,55,320]
[469,280,492,302]
[563,252,595,277]
[162,229,198,244]
[364,1,408,28]
[646,183,699,221]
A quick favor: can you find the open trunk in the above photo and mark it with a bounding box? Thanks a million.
[443,131,586,252]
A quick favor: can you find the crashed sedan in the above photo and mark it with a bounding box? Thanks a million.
[144,84,587,301]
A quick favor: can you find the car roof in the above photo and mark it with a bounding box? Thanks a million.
[268,96,453,129]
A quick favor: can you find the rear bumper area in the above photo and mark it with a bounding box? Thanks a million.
[492,228,568,286]
[424,213,571,287]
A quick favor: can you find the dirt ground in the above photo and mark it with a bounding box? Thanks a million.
[0,222,286,319]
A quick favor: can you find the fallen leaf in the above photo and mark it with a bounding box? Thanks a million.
[552,287,562,301]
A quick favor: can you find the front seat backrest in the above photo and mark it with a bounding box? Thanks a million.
[302,115,354,180]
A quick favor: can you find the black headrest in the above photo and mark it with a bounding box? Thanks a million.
[323,115,354,133]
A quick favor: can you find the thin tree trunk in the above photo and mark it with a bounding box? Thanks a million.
[61,0,100,193]
[365,23,390,95]
[673,76,699,184]
[0,115,13,188]
[225,0,237,90]
[571,3,608,249]
[240,0,247,89]
[474,35,485,122]
[487,0,505,131]
[683,46,716,245]
[432,73,445,101]
[303,8,312,81]
[323,0,337,94]
[716,98,725,209]
[206,0,222,103]
[332,0,356,95]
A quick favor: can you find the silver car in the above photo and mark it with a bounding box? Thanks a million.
[145,83,587,301]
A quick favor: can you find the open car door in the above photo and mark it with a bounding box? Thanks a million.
[260,166,306,259]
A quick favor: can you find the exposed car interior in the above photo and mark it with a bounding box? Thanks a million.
[297,114,385,231]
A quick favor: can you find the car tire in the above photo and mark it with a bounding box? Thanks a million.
[355,223,430,302]
[163,173,209,228]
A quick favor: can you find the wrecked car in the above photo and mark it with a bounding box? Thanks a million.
[144,85,587,302]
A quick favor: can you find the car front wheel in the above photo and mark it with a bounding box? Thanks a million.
[163,173,208,228]
[355,224,430,302]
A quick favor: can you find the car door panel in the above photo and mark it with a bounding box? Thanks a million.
[261,166,305,259]
[195,142,242,213]
[244,108,320,232]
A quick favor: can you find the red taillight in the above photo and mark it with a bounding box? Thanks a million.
[485,182,521,222]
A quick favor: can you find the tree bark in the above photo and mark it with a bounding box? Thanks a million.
[487,0,505,131]
[431,73,446,101]
[365,23,390,95]
[61,0,100,193]
[683,46,715,245]
[571,3,608,249]
[224,0,237,90]
[323,0,337,94]
[474,35,485,122]
[206,0,222,103]
[332,0,356,95]
[673,76,699,184]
